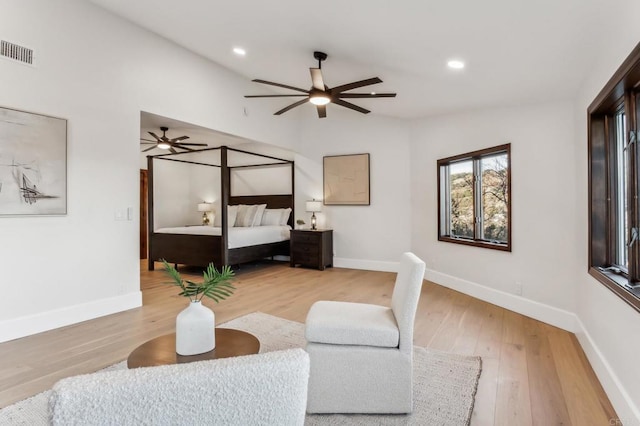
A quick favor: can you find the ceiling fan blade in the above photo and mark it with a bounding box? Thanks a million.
[310,68,325,91]
[332,99,371,114]
[252,79,309,94]
[170,136,190,142]
[317,104,327,118]
[173,145,195,151]
[175,142,208,146]
[338,93,396,98]
[148,132,162,142]
[244,94,308,98]
[331,77,383,94]
[169,147,178,154]
[274,99,309,115]
[141,142,156,145]
[142,146,157,152]
[141,138,158,143]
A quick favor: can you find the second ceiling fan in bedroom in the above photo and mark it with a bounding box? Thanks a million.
[245,51,396,118]
[140,127,208,153]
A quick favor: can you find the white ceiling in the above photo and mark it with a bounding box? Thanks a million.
[92,0,608,119]
[140,111,295,160]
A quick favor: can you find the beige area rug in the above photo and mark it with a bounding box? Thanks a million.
[0,312,481,425]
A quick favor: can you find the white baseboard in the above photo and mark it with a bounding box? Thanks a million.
[0,292,142,343]
[425,268,577,332]
[574,318,640,425]
[334,257,399,273]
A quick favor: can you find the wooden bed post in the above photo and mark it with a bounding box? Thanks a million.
[221,146,230,266]
[147,155,155,271]
[291,160,295,227]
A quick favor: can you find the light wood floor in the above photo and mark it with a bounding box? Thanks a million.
[0,261,618,425]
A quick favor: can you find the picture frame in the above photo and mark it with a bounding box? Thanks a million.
[0,106,67,216]
[323,153,370,205]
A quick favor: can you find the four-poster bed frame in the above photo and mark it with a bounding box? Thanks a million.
[147,145,294,270]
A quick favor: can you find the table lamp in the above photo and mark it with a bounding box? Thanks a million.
[305,199,322,230]
[198,202,212,226]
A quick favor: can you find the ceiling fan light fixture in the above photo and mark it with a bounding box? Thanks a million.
[244,51,396,117]
[447,59,465,69]
[309,93,331,106]
[157,142,171,149]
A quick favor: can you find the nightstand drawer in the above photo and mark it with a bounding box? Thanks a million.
[292,252,319,265]
[292,243,319,256]
[291,233,321,244]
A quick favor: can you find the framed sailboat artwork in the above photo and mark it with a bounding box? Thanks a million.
[0,106,67,216]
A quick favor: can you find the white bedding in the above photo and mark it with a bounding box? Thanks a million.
[155,225,291,249]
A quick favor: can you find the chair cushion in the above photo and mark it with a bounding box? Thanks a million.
[305,301,399,348]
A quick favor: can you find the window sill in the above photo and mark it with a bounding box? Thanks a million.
[588,267,640,313]
[438,235,511,252]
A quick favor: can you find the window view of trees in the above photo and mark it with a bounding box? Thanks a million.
[481,154,508,242]
[449,161,474,238]
[439,144,511,251]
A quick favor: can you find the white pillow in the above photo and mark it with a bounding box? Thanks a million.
[235,204,258,227]
[213,205,238,227]
[280,207,292,226]
[261,209,284,226]
[252,204,267,226]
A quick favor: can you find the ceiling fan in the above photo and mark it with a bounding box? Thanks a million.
[140,126,207,153]
[244,51,396,118]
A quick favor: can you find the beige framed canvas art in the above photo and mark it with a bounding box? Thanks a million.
[0,106,67,215]
[323,153,370,205]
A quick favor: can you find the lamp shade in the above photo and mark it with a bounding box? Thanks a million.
[197,202,213,212]
[305,200,322,212]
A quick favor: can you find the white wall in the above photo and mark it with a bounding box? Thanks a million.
[231,165,292,196]
[410,101,578,315]
[0,0,300,342]
[296,110,412,270]
[151,159,220,229]
[572,3,640,421]
[190,163,219,226]
[153,159,292,230]
[410,102,579,328]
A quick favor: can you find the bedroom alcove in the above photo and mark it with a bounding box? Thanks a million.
[138,112,297,292]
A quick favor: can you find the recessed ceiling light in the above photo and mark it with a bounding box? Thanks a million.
[447,60,465,70]
[233,47,246,56]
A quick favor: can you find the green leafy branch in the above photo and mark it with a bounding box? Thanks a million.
[161,259,235,303]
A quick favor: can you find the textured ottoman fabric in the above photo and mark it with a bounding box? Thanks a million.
[305,301,399,347]
[49,348,309,426]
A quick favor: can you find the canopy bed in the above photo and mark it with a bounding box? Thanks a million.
[147,145,294,270]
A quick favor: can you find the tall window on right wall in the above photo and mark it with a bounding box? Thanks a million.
[588,42,640,312]
[437,144,511,252]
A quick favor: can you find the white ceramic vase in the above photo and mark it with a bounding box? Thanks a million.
[176,300,215,356]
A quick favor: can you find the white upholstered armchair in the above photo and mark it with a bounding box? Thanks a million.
[305,252,426,414]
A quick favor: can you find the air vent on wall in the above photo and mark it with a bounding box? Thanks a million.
[1,40,34,66]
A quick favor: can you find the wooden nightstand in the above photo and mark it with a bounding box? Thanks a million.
[290,229,333,270]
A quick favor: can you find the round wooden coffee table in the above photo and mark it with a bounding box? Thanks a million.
[127,328,260,368]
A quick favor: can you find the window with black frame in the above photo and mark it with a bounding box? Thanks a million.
[437,144,511,251]
[588,42,640,312]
